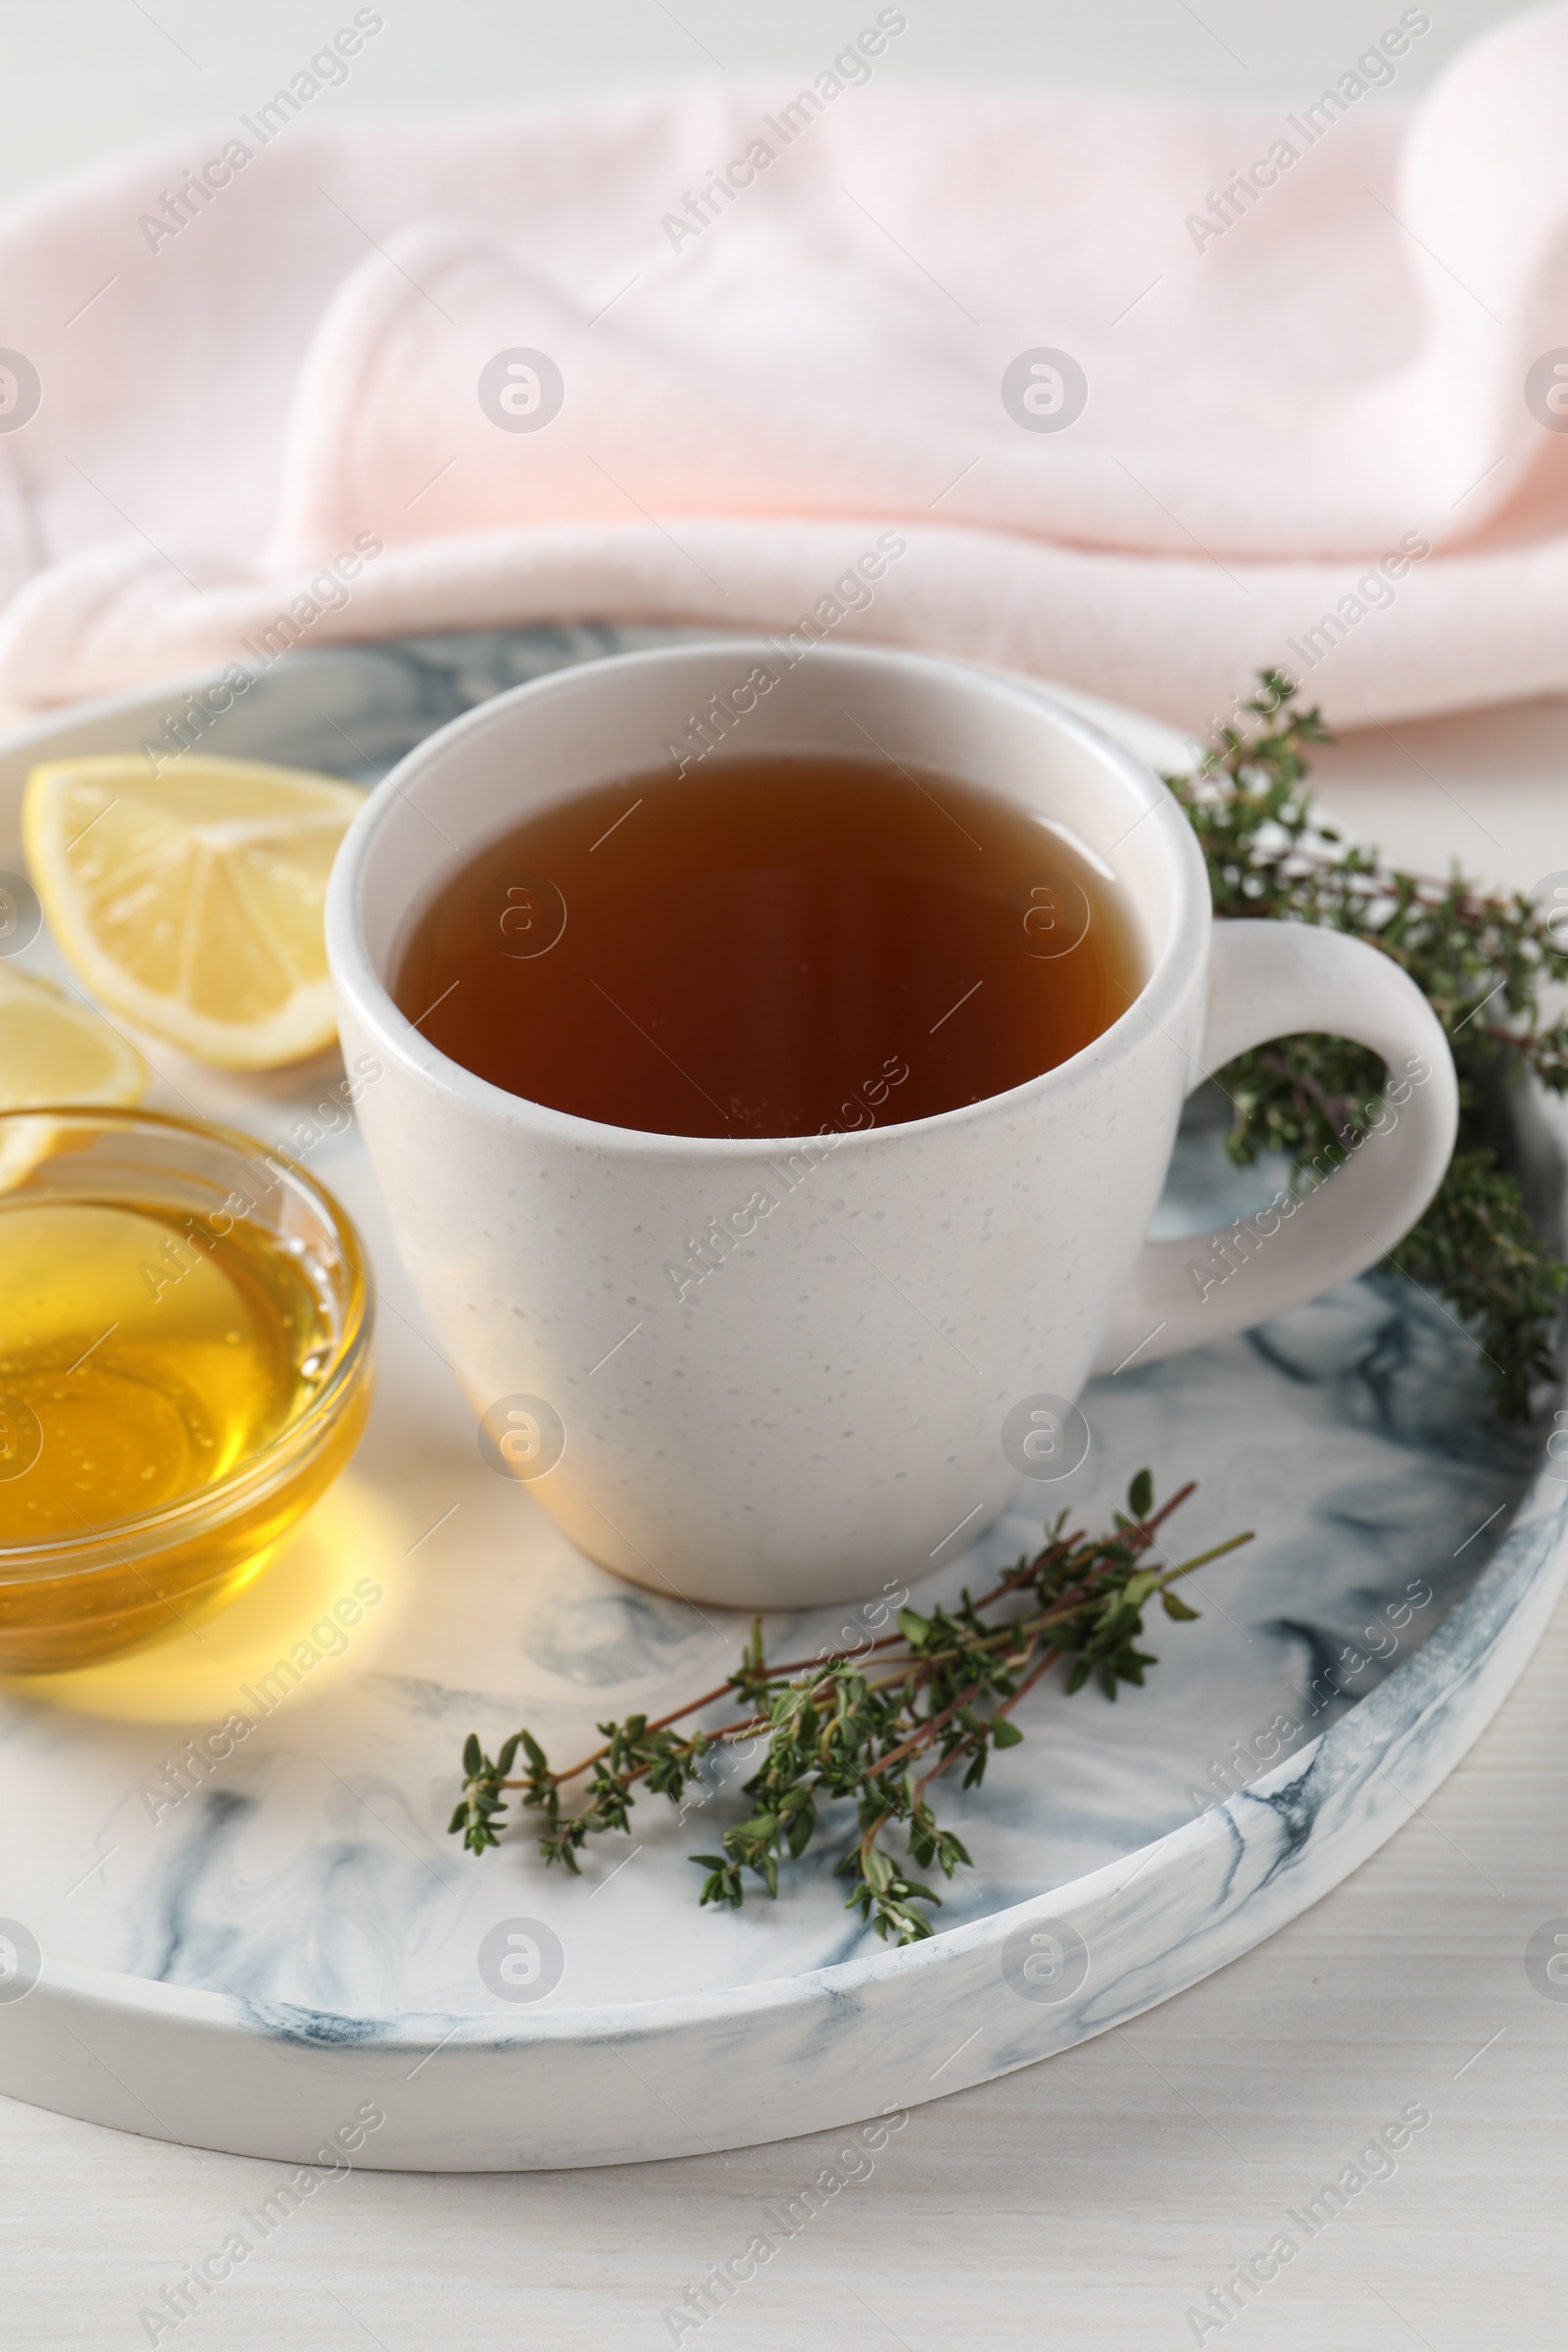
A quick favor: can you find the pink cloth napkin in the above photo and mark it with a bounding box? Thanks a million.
[2,4,1567,732]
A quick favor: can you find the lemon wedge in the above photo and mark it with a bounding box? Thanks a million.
[0,961,149,1109]
[0,962,149,1191]
[24,754,364,1070]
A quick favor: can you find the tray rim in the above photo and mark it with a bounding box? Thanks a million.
[1,632,1561,2164]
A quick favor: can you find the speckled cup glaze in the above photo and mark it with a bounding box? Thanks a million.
[326,641,1456,1607]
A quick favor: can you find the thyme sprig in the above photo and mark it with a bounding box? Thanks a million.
[1167,672,1568,1417]
[451,1474,1250,1944]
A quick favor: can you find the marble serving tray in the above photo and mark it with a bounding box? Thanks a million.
[0,631,1562,2173]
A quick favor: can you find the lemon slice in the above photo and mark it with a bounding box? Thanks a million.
[0,962,149,1190]
[24,754,364,1070]
[0,962,149,1109]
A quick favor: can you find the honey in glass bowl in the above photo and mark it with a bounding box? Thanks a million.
[0,1108,372,1672]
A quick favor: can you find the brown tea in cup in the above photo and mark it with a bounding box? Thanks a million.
[394,750,1140,1139]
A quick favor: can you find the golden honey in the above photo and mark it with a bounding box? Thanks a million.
[0,1200,333,1537]
[0,1110,371,1673]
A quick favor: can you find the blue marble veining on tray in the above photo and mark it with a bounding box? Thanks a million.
[2,628,1563,2168]
[40,1154,1549,2022]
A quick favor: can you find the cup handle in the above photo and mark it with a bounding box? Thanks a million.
[1091,920,1459,1374]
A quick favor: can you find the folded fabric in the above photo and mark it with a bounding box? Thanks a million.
[2,4,1567,733]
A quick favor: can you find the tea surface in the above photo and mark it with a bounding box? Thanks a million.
[394,753,1142,1139]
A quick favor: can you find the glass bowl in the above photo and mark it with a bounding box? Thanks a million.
[0,1106,373,1672]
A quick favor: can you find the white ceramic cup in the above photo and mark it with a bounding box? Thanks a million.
[326,641,1457,1609]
